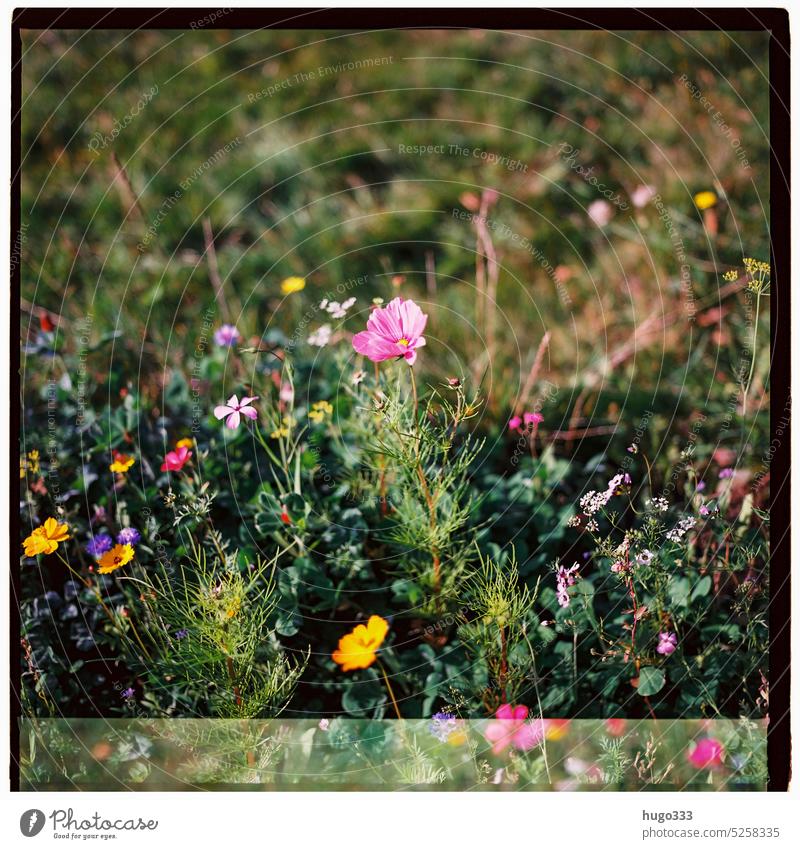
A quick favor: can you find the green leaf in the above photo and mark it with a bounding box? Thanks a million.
[691,575,712,601]
[636,666,665,697]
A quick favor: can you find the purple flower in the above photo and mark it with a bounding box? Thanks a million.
[175,629,189,640]
[214,324,241,347]
[121,687,135,700]
[117,527,141,546]
[429,711,460,743]
[656,632,678,656]
[719,467,734,479]
[86,534,113,557]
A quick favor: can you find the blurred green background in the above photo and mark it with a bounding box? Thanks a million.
[21,28,769,427]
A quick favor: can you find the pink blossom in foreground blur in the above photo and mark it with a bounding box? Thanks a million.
[214,395,259,429]
[687,737,724,770]
[484,704,545,755]
[160,445,192,472]
[352,297,427,366]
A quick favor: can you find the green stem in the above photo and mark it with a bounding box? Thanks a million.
[742,288,762,419]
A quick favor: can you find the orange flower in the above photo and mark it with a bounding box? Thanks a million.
[545,719,571,741]
[22,517,70,557]
[175,438,193,449]
[97,543,135,574]
[332,615,389,671]
[110,451,135,473]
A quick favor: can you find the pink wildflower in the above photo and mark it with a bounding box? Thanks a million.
[484,704,544,755]
[523,411,544,427]
[687,737,724,770]
[508,415,523,431]
[160,445,192,472]
[588,199,613,227]
[352,297,427,366]
[605,718,627,737]
[214,324,241,347]
[213,394,259,429]
[556,562,580,608]
[656,631,678,656]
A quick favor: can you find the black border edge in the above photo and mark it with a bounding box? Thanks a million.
[766,6,791,795]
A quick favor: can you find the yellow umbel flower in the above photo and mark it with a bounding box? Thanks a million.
[97,543,135,574]
[280,276,306,295]
[110,452,136,473]
[308,400,333,423]
[693,190,717,210]
[332,615,389,671]
[23,517,70,557]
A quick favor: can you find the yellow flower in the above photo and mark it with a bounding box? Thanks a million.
[332,615,389,671]
[176,438,193,449]
[22,517,70,557]
[281,276,306,295]
[97,543,135,574]
[271,415,294,439]
[308,400,333,423]
[27,450,40,474]
[20,457,26,478]
[110,452,136,473]
[694,190,717,210]
[722,269,738,281]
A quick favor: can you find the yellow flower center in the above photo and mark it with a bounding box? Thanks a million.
[397,338,410,347]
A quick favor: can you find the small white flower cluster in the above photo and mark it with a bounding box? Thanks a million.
[665,516,696,542]
[566,515,582,528]
[308,324,332,347]
[579,473,631,517]
[585,518,599,532]
[646,496,670,513]
[579,489,612,516]
[319,297,356,319]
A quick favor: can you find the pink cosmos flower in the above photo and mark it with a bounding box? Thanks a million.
[214,394,259,429]
[687,737,724,770]
[484,704,545,755]
[160,445,192,472]
[352,297,427,366]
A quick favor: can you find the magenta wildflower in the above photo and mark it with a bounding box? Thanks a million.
[556,562,580,608]
[656,631,678,656]
[214,324,241,347]
[352,297,427,366]
[687,737,724,770]
[719,467,734,479]
[214,394,259,429]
